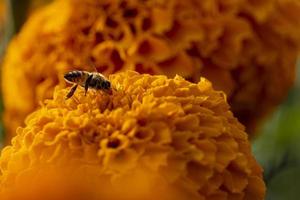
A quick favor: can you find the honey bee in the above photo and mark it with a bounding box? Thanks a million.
[64,70,111,99]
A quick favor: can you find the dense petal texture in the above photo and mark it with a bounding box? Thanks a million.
[2,0,300,139]
[0,72,265,200]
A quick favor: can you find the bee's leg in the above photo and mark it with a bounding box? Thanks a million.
[85,74,93,96]
[66,84,78,99]
[72,95,80,104]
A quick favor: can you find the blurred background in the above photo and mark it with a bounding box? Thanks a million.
[0,1,299,199]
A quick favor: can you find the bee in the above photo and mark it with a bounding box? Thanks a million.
[64,70,111,99]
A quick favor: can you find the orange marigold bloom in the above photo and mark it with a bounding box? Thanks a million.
[0,72,265,200]
[2,0,300,139]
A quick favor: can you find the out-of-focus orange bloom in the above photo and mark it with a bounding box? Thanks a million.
[0,72,266,200]
[2,0,300,140]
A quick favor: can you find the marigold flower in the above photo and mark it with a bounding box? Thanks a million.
[2,0,300,139]
[0,72,265,200]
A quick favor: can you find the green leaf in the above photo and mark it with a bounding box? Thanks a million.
[253,60,300,199]
[266,166,300,200]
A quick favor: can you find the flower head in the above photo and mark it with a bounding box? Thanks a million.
[0,71,265,200]
[3,0,300,139]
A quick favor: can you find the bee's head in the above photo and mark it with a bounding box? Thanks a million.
[102,80,111,90]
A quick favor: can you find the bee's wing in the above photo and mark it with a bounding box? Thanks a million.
[98,72,106,79]
[85,57,109,81]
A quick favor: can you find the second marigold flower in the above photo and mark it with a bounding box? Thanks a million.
[2,0,300,140]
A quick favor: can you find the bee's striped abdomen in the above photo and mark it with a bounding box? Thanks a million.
[64,70,86,83]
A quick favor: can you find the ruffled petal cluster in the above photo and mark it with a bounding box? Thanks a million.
[3,0,300,139]
[0,72,265,200]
